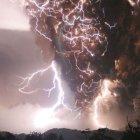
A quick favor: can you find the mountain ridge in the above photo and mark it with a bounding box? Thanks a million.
[0,128,123,140]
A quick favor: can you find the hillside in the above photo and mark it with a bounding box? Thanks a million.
[0,128,124,140]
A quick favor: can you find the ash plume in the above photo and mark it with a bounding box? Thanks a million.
[24,0,140,128]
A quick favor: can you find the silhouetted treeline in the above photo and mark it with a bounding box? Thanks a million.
[122,120,140,140]
[25,132,42,140]
[0,132,17,140]
[89,129,114,140]
[0,131,65,140]
[0,124,140,140]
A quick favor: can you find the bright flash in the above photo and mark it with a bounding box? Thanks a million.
[128,0,140,6]
[93,79,117,128]
[34,108,59,128]
[18,61,71,129]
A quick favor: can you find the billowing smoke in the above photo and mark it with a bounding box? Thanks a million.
[24,0,140,129]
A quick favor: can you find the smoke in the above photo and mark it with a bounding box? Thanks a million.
[24,0,140,129]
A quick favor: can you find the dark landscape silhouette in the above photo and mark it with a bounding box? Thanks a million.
[0,120,140,140]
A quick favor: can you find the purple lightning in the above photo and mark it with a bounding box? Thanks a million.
[18,61,72,128]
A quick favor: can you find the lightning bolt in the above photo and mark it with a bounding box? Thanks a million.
[18,61,71,128]
[19,61,70,109]
[104,22,117,30]
[128,0,140,6]
[93,79,118,128]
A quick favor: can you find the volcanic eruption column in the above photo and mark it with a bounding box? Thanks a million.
[17,0,139,128]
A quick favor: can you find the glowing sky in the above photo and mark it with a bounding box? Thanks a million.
[0,0,91,133]
[0,0,29,30]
